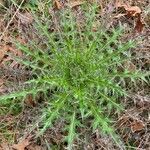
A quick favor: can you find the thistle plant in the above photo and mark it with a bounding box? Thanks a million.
[0,3,148,149]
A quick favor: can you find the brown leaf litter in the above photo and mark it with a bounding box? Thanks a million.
[114,0,144,33]
[54,0,85,10]
[54,0,62,10]
[0,136,44,150]
[68,0,85,8]
[131,120,145,133]
[0,44,23,68]
[24,94,36,107]
[12,137,31,150]
[17,12,33,25]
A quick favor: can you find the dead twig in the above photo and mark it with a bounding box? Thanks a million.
[0,0,25,41]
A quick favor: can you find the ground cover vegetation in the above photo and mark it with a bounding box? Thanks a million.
[0,0,150,149]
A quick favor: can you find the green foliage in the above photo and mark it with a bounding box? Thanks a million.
[0,3,149,149]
